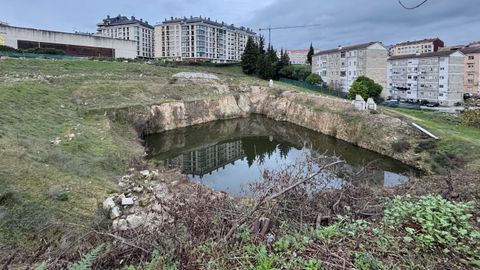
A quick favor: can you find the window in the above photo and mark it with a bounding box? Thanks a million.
[439,85,444,88]
[468,56,475,60]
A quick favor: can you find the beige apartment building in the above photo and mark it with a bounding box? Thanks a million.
[391,38,444,56]
[279,49,317,65]
[155,16,256,63]
[387,51,464,106]
[461,45,480,95]
[97,15,154,58]
[312,42,388,97]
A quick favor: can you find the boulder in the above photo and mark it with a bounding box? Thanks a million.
[121,197,134,206]
[126,214,143,229]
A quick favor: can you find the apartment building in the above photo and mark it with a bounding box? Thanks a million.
[461,45,480,95]
[97,15,154,58]
[312,42,388,97]
[154,16,256,63]
[279,49,314,65]
[391,38,444,56]
[387,51,464,106]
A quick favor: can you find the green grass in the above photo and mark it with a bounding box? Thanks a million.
[385,108,480,169]
[0,58,260,249]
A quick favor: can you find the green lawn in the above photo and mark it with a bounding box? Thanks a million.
[385,108,480,169]
[0,58,260,249]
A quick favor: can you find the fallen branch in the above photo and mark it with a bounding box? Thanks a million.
[223,159,344,242]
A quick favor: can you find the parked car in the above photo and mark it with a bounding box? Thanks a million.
[425,102,440,107]
[383,99,399,107]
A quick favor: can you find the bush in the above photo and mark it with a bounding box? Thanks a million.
[391,139,411,153]
[354,252,384,270]
[418,140,436,151]
[279,65,311,81]
[24,47,65,55]
[47,186,69,201]
[348,76,383,100]
[384,195,479,255]
[0,45,20,53]
[462,109,480,128]
[305,73,323,85]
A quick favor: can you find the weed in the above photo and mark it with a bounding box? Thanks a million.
[391,139,411,153]
[384,195,479,255]
[354,252,384,270]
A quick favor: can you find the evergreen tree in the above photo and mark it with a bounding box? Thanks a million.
[280,49,290,67]
[307,43,315,65]
[241,37,259,75]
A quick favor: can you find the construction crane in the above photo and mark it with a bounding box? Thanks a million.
[258,23,323,45]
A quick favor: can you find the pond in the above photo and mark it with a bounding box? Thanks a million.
[144,116,416,196]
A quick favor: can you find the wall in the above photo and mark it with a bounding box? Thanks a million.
[0,25,137,59]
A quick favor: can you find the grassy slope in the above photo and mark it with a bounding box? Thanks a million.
[385,108,480,169]
[0,59,260,249]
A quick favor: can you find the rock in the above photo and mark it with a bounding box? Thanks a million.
[121,197,134,206]
[110,206,121,219]
[269,79,274,88]
[133,186,144,193]
[50,137,61,145]
[173,72,218,80]
[127,168,135,172]
[140,170,150,177]
[112,218,128,231]
[126,214,143,229]
[103,197,116,210]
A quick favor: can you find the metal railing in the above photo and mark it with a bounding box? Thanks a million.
[278,77,349,99]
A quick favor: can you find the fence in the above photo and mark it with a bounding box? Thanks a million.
[279,77,349,99]
[0,51,87,60]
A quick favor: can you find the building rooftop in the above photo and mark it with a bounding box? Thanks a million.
[313,41,381,56]
[97,15,153,29]
[461,46,480,54]
[393,38,443,47]
[388,50,462,60]
[159,16,256,35]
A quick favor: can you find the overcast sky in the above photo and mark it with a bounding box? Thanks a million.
[1,0,479,50]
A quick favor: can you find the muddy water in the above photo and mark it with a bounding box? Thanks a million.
[144,115,416,196]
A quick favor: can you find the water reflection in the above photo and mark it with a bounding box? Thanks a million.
[145,116,415,195]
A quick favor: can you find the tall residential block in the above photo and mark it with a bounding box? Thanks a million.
[312,42,388,97]
[387,51,464,106]
[154,16,256,63]
[461,44,480,95]
[96,15,154,58]
[391,38,444,56]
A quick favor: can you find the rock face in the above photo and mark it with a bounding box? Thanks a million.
[117,85,422,167]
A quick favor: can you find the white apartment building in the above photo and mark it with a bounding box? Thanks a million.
[96,15,154,58]
[391,38,444,56]
[154,16,256,63]
[312,42,388,97]
[387,51,464,106]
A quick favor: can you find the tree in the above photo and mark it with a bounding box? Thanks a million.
[348,76,383,100]
[305,73,323,85]
[307,43,315,65]
[280,49,290,67]
[241,37,259,75]
[258,45,278,80]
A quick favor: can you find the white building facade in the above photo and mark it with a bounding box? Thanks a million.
[97,15,154,58]
[0,24,136,59]
[154,16,256,63]
[387,51,464,106]
[312,42,388,97]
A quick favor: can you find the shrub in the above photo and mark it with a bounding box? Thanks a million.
[24,47,65,55]
[418,140,436,151]
[391,139,411,153]
[279,65,311,81]
[384,195,480,254]
[305,73,323,85]
[462,109,480,128]
[0,45,20,53]
[348,76,383,100]
[354,252,384,270]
